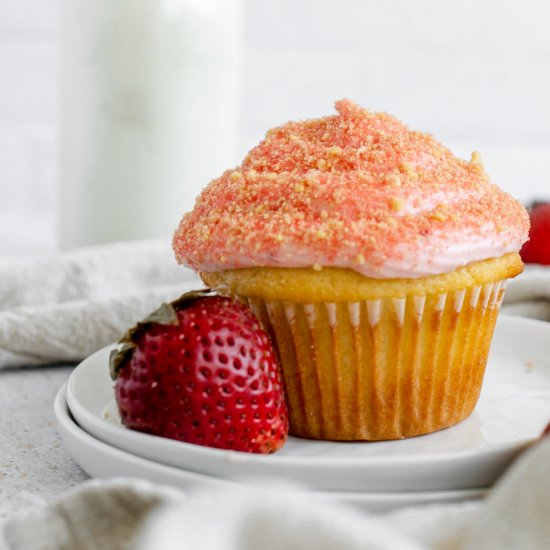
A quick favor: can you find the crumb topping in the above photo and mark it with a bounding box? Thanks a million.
[173,100,529,277]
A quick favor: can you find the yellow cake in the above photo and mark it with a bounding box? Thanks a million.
[173,100,529,441]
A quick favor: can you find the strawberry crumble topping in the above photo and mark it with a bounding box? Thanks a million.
[173,100,529,278]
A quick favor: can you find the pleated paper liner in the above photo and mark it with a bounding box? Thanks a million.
[237,280,508,441]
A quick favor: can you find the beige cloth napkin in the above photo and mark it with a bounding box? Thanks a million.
[501,264,550,321]
[0,241,201,369]
[1,244,550,548]
[0,240,548,369]
[2,436,550,550]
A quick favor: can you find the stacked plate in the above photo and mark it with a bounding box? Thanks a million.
[55,315,550,513]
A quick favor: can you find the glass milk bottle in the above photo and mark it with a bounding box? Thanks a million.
[59,0,242,249]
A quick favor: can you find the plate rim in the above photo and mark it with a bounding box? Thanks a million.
[66,314,545,468]
[55,383,489,503]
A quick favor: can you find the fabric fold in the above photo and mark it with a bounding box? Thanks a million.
[2,438,550,550]
[501,264,550,321]
[0,241,201,369]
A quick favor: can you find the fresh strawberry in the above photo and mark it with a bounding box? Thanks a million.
[110,290,288,453]
[520,201,550,265]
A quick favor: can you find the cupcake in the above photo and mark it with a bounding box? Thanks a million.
[173,100,529,441]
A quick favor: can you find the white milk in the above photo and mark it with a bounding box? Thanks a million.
[59,0,242,249]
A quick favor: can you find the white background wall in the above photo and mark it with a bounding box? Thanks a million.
[1,0,549,255]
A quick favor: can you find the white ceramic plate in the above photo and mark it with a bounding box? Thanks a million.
[55,384,487,513]
[66,315,550,492]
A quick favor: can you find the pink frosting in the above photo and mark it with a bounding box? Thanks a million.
[173,100,529,278]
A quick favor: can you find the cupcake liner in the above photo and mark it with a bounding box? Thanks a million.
[235,279,508,441]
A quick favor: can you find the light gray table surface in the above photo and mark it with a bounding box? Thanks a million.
[0,366,88,521]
